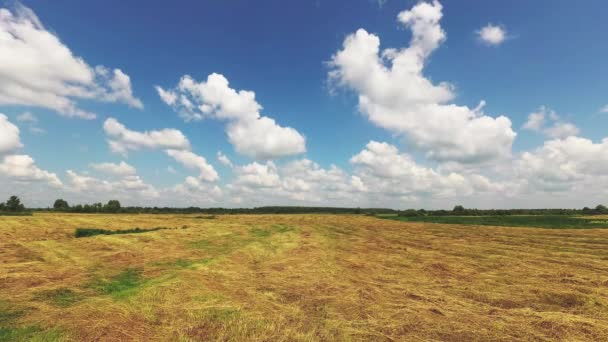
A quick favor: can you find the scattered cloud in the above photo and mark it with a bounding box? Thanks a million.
[523,106,580,139]
[0,113,23,154]
[103,118,191,155]
[0,4,142,119]
[476,24,507,46]
[165,149,219,182]
[600,105,608,113]
[66,170,158,199]
[16,112,37,123]
[156,73,306,159]
[90,161,137,177]
[328,0,516,164]
[0,154,62,186]
[517,136,608,192]
[217,151,233,168]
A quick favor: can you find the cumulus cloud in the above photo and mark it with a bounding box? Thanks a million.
[0,114,60,187]
[517,136,608,192]
[0,4,142,119]
[476,24,507,46]
[0,114,23,154]
[165,149,219,182]
[156,73,306,159]
[329,0,516,163]
[102,118,219,183]
[103,117,191,155]
[90,161,136,177]
[0,154,62,186]
[225,158,360,205]
[350,141,504,199]
[66,170,158,199]
[523,106,580,139]
[217,151,233,168]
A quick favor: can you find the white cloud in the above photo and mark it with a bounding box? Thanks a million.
[103,117,191,155]
[16,112,37,123]
[600,105,608,113]
[329,0,516,163]
[66,170,158,199]
[0,4,142,119]
[350,141,504,199]
[165,149,219,182]
[0,114,23,154]
[0,154,61,186]
[522,110,545,131]
[217,151,233,168]
[156,73,306,159]
[476,24,507,46]
[523,106,580,139]
[155,86,177,106]
[90,161,137,177]
[544,122,580,139]
[170,176,223,203]
[517,136,608,192]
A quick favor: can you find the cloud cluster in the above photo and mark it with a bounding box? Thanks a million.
[523,106,580,139]
[103,118,218,183]
[90,161,136,177]
[350,141,504,200]
[156,73,306,159]
[103,118,191,155]
[0,4,142,119]
[477,24,507,46]
[0,114,61,186]
[518,136,608,192]
[329,0,516,163]
[66,170,159,200]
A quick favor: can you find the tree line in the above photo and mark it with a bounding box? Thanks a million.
[1,195,607,216]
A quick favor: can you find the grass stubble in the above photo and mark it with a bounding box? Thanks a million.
[0,213,607,340]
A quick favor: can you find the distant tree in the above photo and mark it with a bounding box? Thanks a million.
[104,200,121,213]
[596,204,608,214]
[6,195,25,212]
[53,199,69,211]
[0,202,5,211]
[453,205,465,213]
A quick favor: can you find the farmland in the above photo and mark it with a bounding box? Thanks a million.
[385,215,608,229]
[1,213,608,341]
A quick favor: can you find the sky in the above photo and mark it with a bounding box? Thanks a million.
[1,0,607,209]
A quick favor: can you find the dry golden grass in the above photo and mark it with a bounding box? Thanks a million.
[1,213,608,341]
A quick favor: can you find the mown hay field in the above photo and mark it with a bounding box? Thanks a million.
[1,213,608,341]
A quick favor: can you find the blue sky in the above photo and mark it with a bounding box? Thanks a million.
[1,0,607,208]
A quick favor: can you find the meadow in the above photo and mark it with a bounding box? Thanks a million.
[385,215,608,229]
[1,213,608,341]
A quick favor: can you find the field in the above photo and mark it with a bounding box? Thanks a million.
[385,215,608,229]
[1,213,608,341]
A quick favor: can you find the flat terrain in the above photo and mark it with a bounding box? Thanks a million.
[386,215,608,229]
[1,213,608,341]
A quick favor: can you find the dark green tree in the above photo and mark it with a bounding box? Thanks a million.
[596,204,608,214]
[453,205,465,213]
[6,195,25,212]
[53,199,69,210]
[104,200,121,213]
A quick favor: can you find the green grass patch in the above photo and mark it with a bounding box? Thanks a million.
[75,227,168,238]
[249,228,272,238]
[194,215,217,219]
[0,212,32,216]
[384,215,608,229]
[35,288,83,307]
[0,326,63,342]
[91,269,145,299]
